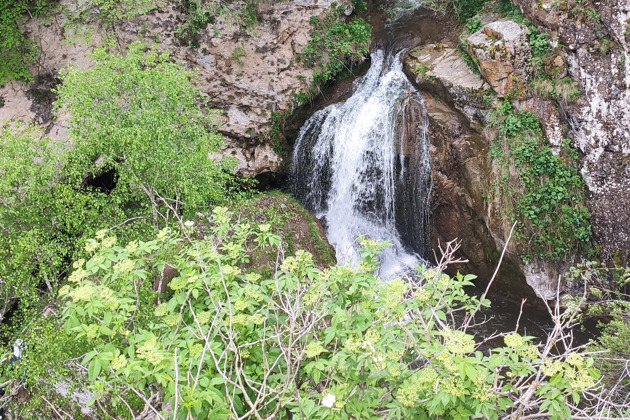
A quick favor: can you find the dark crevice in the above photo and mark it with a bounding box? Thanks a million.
[83,167,118,194]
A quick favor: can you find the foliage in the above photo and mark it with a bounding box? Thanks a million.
[494,0,527,24]
[0,123,119,313]
[174,0,217,46]
[564,262,630,416]
[414,63,429,76]
[457,43,481,74]
[351,0,367,13]
[0,0,56,84]
[491,101,592,260]
[231,45,247,65]
[422,0,490,23]
[32,209,604,419]
[301,2,371,84]
[597,37,618,55]
[174,0,262,47]
[66,0,164,27]
[56,41,241,216]
[0,313,93,418]
[532,77,581,103]
[0,42,245,317]
[528,26,554,76]
[465,15,482,33]
[266,89,316,155]
[231,191,337,267]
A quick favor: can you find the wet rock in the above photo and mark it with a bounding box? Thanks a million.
[466,20,533,97]
[421,93,540,302]
[25,72,59,124]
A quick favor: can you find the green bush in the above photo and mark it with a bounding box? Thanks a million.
[56,42,240,213]
[41,208,602,419]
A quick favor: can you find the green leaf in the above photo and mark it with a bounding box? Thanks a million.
[88,359,102,381]
[81,350,98,366]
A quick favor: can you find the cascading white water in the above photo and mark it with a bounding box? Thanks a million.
[291,49,432,280]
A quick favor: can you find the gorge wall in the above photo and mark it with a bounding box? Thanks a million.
[512,0,630,264]
[405,1,629,300]
[0,0,336,179]
[2,0,628,302]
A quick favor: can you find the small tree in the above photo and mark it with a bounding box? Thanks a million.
[0,41,243,317]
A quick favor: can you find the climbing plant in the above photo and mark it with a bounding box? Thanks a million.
[490,101,592,260]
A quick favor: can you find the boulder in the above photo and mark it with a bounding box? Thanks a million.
[466,20,533,97]
[404,44,493,125]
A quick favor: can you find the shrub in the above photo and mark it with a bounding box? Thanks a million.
[301,4,371,84]
[55,41,242,216]
[10,209,601,419]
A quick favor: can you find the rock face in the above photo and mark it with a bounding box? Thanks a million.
[0,0,334,178]
[403,18,591,301]
[511,0,630,263]
[403,43,546,301]
[407,4,630,299]
[421,93,539,301]
[466,21,532,97]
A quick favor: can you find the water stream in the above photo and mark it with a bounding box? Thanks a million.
[290,49,431,280]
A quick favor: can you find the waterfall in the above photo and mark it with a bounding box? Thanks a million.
[290,49,432,280]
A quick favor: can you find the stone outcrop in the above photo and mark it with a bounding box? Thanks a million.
[0,0,334,178]
[403,40,560,301]
[405,44,493,124]
[466,20,532,97]
[421,92,540,301]
[407,3,630,298]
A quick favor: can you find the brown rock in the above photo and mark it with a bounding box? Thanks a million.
[466,21,533,97]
